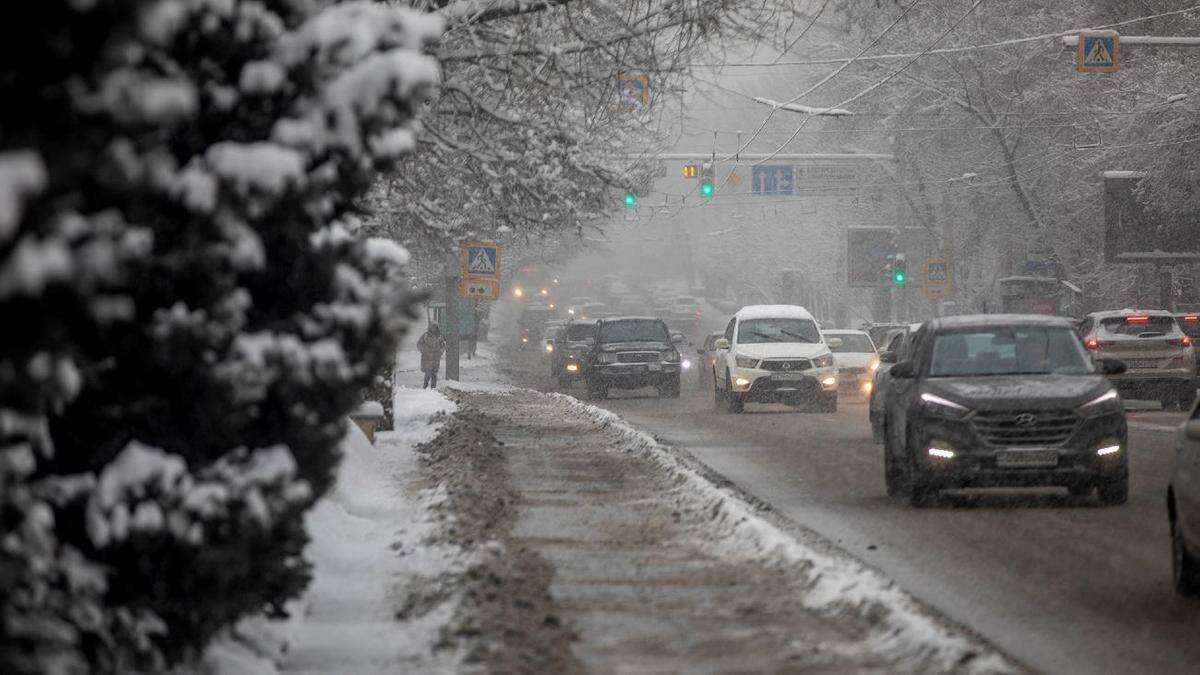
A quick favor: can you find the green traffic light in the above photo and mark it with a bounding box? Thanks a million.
[700,180,714,197]
[624,192,636,207]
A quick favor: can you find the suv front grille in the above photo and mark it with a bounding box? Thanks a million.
[760,359,812,372]
[616,351,659,363]
[971,410,1079,447]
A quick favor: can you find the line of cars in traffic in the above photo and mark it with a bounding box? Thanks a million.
[529,303,1200,595]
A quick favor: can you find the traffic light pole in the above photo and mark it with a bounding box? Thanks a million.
[443,250,460,382]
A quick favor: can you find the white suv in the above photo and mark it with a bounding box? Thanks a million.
[711,305,840,413]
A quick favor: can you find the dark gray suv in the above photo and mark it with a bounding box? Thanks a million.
[879,315,1128,506]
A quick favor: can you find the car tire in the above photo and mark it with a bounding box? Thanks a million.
[725,371,745,414]
[713,369,726,411]
[1097,474,1129,506]
[658,375,681,399]
[901,429,935,507]
[883,444,901,497]
[1172,500,1200,596]
[817,393,838,413]
[1180,384,1197,411]
[587,380,607,400]
[558,376,572,390]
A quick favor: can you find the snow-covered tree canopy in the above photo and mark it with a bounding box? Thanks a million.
[366,0,808,250]
[0,1,440,671]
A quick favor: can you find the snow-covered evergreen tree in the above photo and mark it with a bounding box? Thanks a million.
[0,1,440,671]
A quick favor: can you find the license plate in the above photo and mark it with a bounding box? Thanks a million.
[773,372,805,381]
[648,362,662,371]
[1125,358,1157,370]
[996,449,1058,468]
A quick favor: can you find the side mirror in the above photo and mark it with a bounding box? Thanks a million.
[878,350,898,364]
[890,361,915,379]
[826,337,844,349]
[714,338,730,350]
[1099,358,1126,376]
[1187,419,1200,441]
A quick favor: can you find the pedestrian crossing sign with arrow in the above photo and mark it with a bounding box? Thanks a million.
[461,241,503,281]
[1077,31,1119,73]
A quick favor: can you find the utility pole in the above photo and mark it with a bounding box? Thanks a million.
[443,250,460,381]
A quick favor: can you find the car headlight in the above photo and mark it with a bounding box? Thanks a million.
[919,392,971,419]
[735,354,759,369]
[869,357,881,372]
[813,353,834,368]
[1079,389,1121,416]
[598,353,617,364]
[681,359,692,369]
[662,350,681,362]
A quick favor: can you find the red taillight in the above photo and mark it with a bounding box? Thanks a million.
[1184,315,1199,322]
[1084,338,1101,350]
[1126,315,1150,324]
[1168,336,1193,347]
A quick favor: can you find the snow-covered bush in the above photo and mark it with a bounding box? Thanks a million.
[0,1,440,671]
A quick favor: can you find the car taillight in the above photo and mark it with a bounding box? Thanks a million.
[1168,336,1193,347]
[1125,315,1150,324]
[1084,337,1102,350]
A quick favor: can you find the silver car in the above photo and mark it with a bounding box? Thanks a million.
[1168,399,1200,594]
[1078,309,1197,410]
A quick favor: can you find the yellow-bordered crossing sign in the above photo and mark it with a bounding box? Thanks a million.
[1077,31,1119,73]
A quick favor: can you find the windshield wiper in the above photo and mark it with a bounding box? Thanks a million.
[779,329,815,343]
[750,330,785,342]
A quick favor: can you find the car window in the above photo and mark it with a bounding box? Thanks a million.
[1099,316,1176,337]
[884,331,903,353]
[724,318,736,342]
[828,334,875,353]
[599,319,669,343]
[737,318,820,344]
[563,323,595,341]
[928,327,1093,377]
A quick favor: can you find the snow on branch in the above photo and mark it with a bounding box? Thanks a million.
[439,0,570,25]
[752,96,853,117]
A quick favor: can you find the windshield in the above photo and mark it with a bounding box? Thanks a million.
[599,319,669,343]
[737,318,820,344]
[828,334,875,353]
[564,324,596,341]
[929,327,1093,377]
[1099,316,1176,337]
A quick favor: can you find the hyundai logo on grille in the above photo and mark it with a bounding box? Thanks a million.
[781,362,792,371]
[1014,413,1038,427]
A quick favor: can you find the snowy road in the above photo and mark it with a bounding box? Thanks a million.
[596,392,1198,675]
[505,352,1200,675]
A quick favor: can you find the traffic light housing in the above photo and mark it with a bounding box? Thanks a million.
[699,162,714,198]
[891,257,907,286]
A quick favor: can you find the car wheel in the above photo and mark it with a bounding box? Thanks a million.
[587,380,607,400]
[1097,474,1129,506]
[1180,384,1198,411]
[902,429,935,507]
[667,375,681,399]
[725,371,745,414]
[558,376,572,390]
[1172,501,1200,596]
[883,444,901,497]
[712,369,725,411]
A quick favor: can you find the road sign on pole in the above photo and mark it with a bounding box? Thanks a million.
[460,241,503,281]
[923,259,949,300]
[1077,31,1119,73]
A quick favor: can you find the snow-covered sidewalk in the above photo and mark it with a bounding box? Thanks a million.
[194,385,464,674]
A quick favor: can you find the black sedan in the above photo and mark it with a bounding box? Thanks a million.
[878,315,1128,506]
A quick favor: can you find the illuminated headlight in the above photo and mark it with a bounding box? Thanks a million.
[920,392,971,418]
[869,357,881,372]
[681,359,692,369]
[1096,437,1122,457]
[513,287,524,298]
[1079,389,1120,416]
[598,353,617,364]
[734,377,751,387]
[813,352,834,368]
[521,337,529,343]
[565,363,579,372]
[545,343,554,353]
[734,355,759,368]
[928,447,956,460]
[821,376,837,387]
[861,381,873,393]
[568,308,576,315]
[662,350,681,363]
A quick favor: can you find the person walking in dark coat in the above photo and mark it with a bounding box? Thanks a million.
[417,323,447,389]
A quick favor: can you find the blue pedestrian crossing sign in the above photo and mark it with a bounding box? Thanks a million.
[1077,31,1119,73]
[461,241,503,281]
